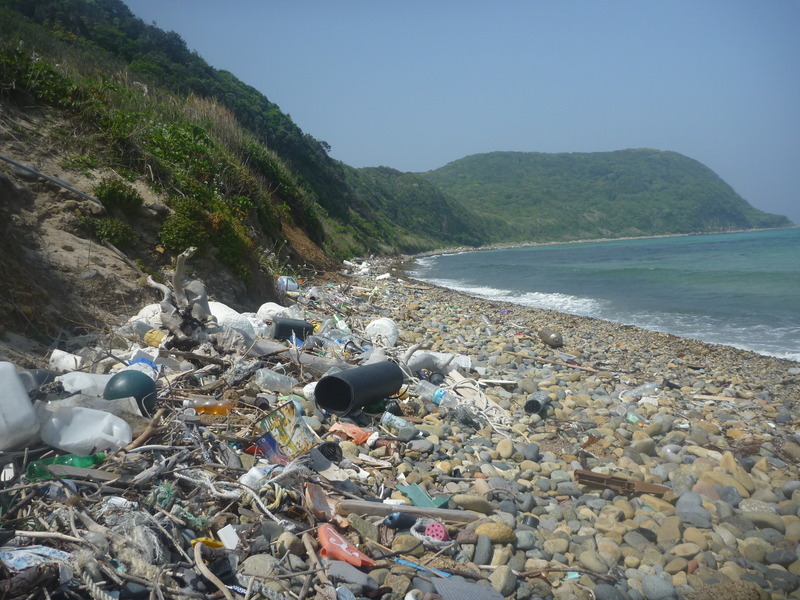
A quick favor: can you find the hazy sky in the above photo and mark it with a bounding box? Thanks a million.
[122,1,800,224]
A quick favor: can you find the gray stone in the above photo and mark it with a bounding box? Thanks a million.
[623,531,652,551]
[740,498,777,514]
[327,560,379,592]
[347,514,379,542]
[498,499,517,515]
[395,426,420,442]
[405,438,434,453]
[749,528,785,545]
[641,573,678,600]
[515,530,537,551]
[521,442,541,462]
[593,583,626,600]
[764,568,800,593]
[410,576,436,595]
[241,554,282,578]
[675,491,711,528]
[556,481,582,496]
[586,498,606,511]
[781,480,800,497]
[715,485,743,508]
[517,493,536,512]
[630,438,657,456]
[764,548,796,566]
[473,534,493,566]
[260,521,286,542]
[668,471,696,495]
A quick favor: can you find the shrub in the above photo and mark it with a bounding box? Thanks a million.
[95,217,135,248]
[79,215,135,248]
[93,177,143,215]
[159,197,209,251]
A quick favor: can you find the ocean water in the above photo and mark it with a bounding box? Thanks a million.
[409,228,800,362]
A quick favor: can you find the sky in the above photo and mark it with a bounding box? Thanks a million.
[122,0,800,224]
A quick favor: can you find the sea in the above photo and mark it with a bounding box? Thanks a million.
[408,228,800,362]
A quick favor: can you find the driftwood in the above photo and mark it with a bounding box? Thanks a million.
[0,562,60,597]
[334,499,482,523]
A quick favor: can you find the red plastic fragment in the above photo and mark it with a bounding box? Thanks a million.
[317,523,375,567]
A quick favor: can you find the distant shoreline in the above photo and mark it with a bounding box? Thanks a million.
[409,225,799,259]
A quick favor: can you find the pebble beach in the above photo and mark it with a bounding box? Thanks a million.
[2,257,800,600]
[339,258,800,600]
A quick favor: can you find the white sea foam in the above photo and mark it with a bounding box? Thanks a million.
[416,275,800,362]
[421,278,603,316]
[598,308,800,362]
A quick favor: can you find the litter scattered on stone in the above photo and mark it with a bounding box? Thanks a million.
[1,253,799,600]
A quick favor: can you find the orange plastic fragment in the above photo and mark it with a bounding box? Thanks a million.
[327,422,371,445]
[317,523,375,567]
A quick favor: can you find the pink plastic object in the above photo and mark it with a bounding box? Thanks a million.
[425,521,449,541]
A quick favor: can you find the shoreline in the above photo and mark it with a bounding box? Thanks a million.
[373,258,800,407]
[409,225,800,258]
[394,228,799,364]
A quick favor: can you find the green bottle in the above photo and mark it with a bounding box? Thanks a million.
[26,453,107,480]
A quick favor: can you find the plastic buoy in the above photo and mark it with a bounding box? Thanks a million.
[103,370,157,416]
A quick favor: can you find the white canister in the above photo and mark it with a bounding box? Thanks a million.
[0,362,40,451]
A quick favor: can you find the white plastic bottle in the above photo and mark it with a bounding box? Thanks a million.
[414,380,459,408]
[254,368,296,394]
[621,382,659,401]
[0,362,40,451]
[57,372,115,397]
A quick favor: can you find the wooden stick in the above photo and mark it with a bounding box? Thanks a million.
[302,532,336,599]
[510,350,613,376]
[334,499,482,523]
[124,408,166,452]
[194,542,234,600]
[14,530,88,544]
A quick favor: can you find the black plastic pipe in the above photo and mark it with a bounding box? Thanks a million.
[314,361,404,416]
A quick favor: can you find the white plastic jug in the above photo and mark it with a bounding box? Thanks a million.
[38,404,132,455]
[56,372,114,397]
[0,362,40,451]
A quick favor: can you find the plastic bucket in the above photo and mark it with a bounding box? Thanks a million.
[270,317,315,342]
[314,361,404,417]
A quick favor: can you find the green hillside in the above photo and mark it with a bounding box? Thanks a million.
[0,0,472,265]
[342,165,495,252]
[0,0,793,288]
[420,150,792,242]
